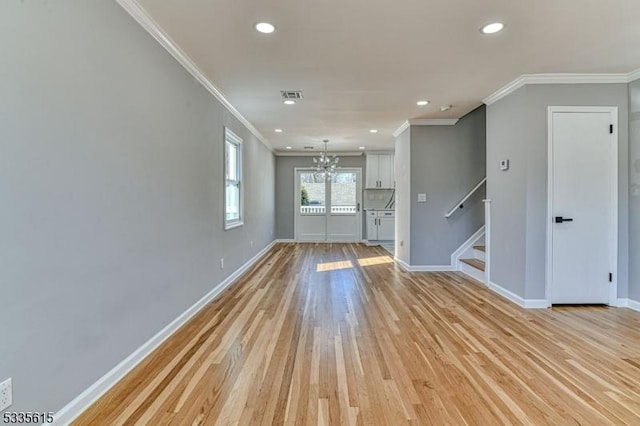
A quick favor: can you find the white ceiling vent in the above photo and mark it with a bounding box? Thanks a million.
[281,91,304,100]
[303,146,314,150]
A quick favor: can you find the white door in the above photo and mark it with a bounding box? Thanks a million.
[548,108,617,304]
[328,170,362,241]
[296,170,327,241]
[295,169,362,242]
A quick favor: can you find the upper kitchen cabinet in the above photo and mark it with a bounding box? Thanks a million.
[366,154,395,189]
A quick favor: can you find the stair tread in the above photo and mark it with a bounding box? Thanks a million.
[473,245,486,252]
[461,258,486,271]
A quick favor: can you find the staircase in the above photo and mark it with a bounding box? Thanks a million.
[460,245,486,283]
[445,179,490,285]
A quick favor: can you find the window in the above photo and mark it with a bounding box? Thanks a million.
[224,128,243,229]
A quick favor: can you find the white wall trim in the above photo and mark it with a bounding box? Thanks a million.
[395,226,484,273]
[392,119,459,138]
[115,0,272,152]
[275,151,365,157]
[394,258,454,272]
[392,121,410,138]
[395,258,411,271]
[617,298,640,312]
[628,299,640,312]
[409,118,459,126]
[51,239,278,425]
[488,280,525,306]
[451,226,485,268]
[524,299,550,309]
[483,73,631,106]
[614,298,628,308]
[629,68,640,83]
[488,281,548,310]
[546,106,619,307]
[275,239,296,243]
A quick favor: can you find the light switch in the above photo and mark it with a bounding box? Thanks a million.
[417,193,427,203]
[500,159,510,171]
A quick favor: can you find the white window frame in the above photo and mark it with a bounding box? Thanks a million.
[224,128,243,230]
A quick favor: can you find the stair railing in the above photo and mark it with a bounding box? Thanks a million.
[444,177,486,218]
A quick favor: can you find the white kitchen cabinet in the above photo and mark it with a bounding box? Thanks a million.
[366,210,395,241]
[378,216,395,240]
[366,154,394,189]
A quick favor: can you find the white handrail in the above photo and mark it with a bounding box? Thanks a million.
[444,177,487,218]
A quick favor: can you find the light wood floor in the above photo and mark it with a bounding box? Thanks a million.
[76,243,640,425]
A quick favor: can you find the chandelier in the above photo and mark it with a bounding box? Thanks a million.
[313,139,340,175]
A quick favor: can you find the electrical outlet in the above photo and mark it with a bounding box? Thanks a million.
[220,258,224,270]
[0,378,12,411]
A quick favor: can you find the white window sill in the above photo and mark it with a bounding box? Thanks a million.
[224,221,244,231]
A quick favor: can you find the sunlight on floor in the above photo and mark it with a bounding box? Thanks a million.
[357,256,394,267]
[316,260,354,272]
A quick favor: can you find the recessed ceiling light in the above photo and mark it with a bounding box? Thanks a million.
[417,100,430,106]
[284,100,296,105]
[359,146,366,150]
[369,129,378,133]
[255,22,276,34]
[275,128,283,133]
[480,22,504,35]
[285,146,292,150]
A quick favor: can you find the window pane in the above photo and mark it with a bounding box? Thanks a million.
[226,141,238,181]
[226,181,240,221]
[299,172,326,215]
[331,172,357,214]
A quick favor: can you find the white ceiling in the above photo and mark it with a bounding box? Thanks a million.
[135,0,640,153]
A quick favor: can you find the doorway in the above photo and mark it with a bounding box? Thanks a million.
[546,107,618,305]
[294,168,362,242]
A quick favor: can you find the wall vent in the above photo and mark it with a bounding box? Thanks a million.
[281,91,304,100]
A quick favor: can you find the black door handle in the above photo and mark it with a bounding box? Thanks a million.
[555,216,574,223]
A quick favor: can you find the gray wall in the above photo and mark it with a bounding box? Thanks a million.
[409,107,487,266]
[275,155,366,239]
[487,84,629,300]
[395,130,411,263]
[486,88,532,298]
[630,80,640,302]
[0,0,275,414]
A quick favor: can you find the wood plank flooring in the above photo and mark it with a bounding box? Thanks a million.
[75,243,640,425]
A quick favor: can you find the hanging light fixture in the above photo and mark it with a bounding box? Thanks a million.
[313,139,339,176]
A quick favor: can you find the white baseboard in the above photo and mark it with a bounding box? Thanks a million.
[618,298,640,312]
[523,299,549,309]
[394,258,455,272]
[487,281,548,309]
[275,239,296,243]
[451,225,485,268]
[52,240,277,425]
[614,298,628,308]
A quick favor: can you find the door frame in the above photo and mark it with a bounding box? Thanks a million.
[545,106,618,306]
[293,167,362,242]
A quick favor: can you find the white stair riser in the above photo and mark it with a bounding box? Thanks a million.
[460,262,486,284]
[474,249,485,262]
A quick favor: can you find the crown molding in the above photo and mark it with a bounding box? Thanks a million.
[275,151,365,157]
[392,118,459,138]
[483,73,631,106]
[392,121,410,138]
[629,68,640,83]
[115,0,272,152]
[409,118,459,126]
